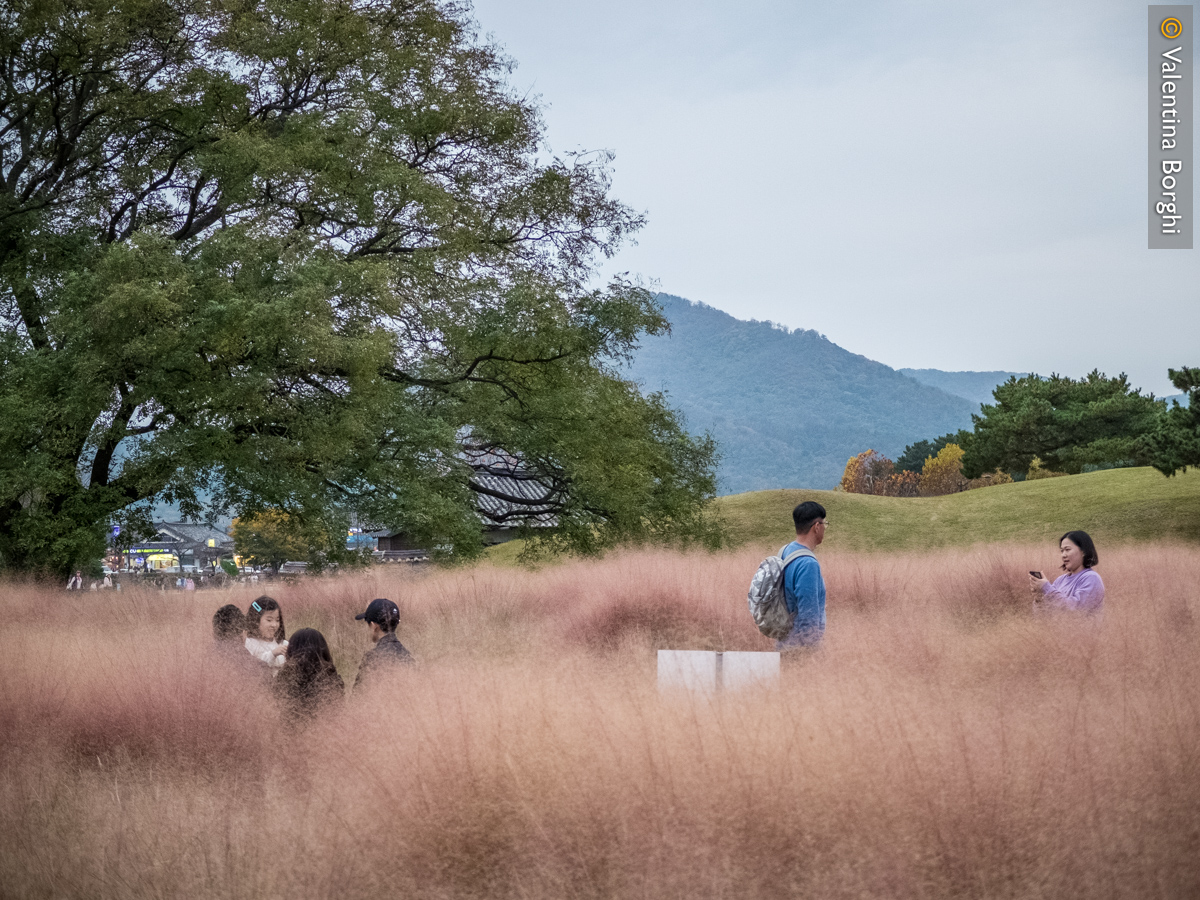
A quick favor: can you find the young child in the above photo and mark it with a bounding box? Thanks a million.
[244,595,288,668]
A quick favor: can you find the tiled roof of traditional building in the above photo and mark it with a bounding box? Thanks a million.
[462,443,558,528]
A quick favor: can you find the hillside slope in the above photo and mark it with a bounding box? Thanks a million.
[626,294,978,492]
[717,466,1200,553]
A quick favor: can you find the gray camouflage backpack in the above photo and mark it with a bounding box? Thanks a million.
[747,547,814,640]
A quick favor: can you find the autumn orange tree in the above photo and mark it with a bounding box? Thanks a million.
[839,450,922,496]
[966,469,1015,490]
[888,470,921,497]
[839,450,894,495]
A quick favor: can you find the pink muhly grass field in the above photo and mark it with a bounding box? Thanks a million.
[2,543,1198,899]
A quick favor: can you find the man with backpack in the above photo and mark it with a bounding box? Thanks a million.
[747,501,829,648]
[775,501,828,649]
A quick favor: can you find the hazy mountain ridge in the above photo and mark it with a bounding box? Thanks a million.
[626,294,995,493]
[897,368,1025,407]
[900,369,1185,409]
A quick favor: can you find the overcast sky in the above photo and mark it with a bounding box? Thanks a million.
[469,0,1196,395]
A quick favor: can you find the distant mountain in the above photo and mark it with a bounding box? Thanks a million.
[625,295,983,493]
[897,368,1025,408]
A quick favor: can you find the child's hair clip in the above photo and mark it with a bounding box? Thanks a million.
[251,601,261,612]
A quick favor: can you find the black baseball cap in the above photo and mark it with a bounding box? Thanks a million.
[356,598,400,628]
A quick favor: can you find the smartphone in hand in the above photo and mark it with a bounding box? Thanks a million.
[1029,571,1042,579]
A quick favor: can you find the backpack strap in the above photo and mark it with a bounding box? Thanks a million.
[780,547,815,570]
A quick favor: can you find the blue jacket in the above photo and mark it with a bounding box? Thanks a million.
[778,542,826,648]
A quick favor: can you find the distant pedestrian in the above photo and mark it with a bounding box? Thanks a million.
[102,573,113,589]
[66,570,83,591]
[244,595,289,669]
[1029,531,1105,613]
[274,628,344,720]
[354,598,414,690]
[777,501,828,650]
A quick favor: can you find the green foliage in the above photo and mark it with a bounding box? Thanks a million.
[0,0,719,574]
[1147,366,1200,476]
[231,510,312,573]
[960,372,1164,480]
[895,430,970,473]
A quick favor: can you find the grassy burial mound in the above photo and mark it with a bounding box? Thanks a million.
[3,543,1200,898]
[717,466,1200,553]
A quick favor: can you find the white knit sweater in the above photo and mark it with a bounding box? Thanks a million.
[245,636,288,668]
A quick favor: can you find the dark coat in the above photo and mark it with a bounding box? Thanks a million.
[354,632,414,690]
[274,664,344,720]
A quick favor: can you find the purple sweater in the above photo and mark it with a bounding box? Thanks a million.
[1041,568,1105,612]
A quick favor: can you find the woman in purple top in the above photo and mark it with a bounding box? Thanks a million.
[1029,530,1104,612]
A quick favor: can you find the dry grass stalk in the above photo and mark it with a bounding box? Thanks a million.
[2,543,1198,898]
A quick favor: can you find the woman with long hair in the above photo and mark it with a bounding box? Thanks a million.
[1029,530,1105,613]
[274,628,344,719]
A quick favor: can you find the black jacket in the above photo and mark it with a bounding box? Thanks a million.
[354,632,414,690]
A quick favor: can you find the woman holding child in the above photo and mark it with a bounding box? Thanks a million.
[1029,530,1105,613]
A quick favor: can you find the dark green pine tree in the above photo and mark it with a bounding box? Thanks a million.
[1147,367,1200,476]
[960,372,1164,479]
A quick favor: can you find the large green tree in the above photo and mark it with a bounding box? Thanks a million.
[960,371,1163,479]
[1147,366,1200,476]
[230,510,313,573]
[0,0,720,574]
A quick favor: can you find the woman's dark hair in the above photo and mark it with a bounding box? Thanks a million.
[212,604,245,642]
[245,595,285,642]
[1060,531,1099,569]
[275,628,343,719]
[793,501,827,534]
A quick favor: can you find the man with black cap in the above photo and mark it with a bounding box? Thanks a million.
[354,597,414,689]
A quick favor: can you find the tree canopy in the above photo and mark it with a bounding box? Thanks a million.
[1147,366,1200,476]
[894,430,969,474]
[0,0,719,574]
[960,372,1163,479]
[231,510,312,573]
